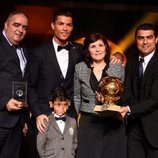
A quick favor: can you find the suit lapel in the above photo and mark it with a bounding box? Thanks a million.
[63,116,71,135]
[0,33,28,78]
[143,52,158,84]
[11,45,21,66]
[133,58,139,95]
[64,43,79,80]
[49,114,63,135]
[0,33,20,65]
[128,56,139,96]
[65,49,74,80]
[49,43,64,79]
[84,65,92,88]
[0,33,21,70]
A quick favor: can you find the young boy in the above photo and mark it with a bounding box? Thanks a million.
[37,87,78,158]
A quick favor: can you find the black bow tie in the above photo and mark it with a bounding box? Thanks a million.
[57,44,70,52]
[55,116,66,122]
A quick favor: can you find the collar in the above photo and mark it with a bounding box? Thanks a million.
[2,30,13,46]
[139,51,154,65]
[52,38,69,52]
[53,112,66,118]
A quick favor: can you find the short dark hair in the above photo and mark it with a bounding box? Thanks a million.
[83,32,111,68]
[52,9,73,23]
[135,23,158,38]
[51,87,69,102]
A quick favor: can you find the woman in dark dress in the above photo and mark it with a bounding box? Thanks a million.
[74,32,127,158]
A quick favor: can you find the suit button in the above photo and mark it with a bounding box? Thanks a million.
[62,137,64,140]
[61,148,64,150]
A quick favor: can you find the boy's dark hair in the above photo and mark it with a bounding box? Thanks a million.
[51,87,69,102]
[52,9,73,23]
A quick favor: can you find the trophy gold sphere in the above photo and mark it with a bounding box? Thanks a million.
[98,76,124,103]
[94,76,124,120]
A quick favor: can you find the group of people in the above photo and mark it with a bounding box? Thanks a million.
[0,8,158,158]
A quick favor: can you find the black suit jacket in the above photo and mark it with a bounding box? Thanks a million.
[122,50,158,148]
[0,32,28,128]
[28,41,83,118]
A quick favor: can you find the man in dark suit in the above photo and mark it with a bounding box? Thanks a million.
[120,23,158,158]
[28,9,83,133]
[0,11,29,158]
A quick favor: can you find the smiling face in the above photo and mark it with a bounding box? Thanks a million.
[51,15,73,45]
[88,39,106,63]
[4,13,28,45]
[136,30,158,57]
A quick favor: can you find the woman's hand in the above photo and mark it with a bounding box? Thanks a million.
[95,91,105,104]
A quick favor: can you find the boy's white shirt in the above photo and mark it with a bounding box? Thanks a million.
[53,112,66,133]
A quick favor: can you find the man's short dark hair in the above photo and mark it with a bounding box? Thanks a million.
[52,9,73,23]
[135,23,158,38]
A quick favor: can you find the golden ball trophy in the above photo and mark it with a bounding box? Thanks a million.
[93,76,123,120]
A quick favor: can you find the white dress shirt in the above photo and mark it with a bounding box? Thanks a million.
[54,113,66,134]
[139,51,154,74]
[53,39,69,78]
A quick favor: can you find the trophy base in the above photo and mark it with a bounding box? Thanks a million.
[94,104,123,121]
[16,103,28,108]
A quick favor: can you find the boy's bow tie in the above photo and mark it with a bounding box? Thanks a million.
[55,116,66,122]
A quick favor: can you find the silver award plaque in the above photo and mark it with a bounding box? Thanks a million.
[12,82,27,108]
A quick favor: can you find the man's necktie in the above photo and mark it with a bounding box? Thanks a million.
[137,58,144,99]
[138,58,144,81]
[55,116,66,122]
[57,43,70,52]
[13,45,27,76]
